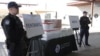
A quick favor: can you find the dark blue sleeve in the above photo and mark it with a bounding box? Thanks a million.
[87,17,91,24]
[80,17,84,25]
[1,18,11,40]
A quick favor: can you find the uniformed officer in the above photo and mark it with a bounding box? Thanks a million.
[1,1,27,56]
[79,11,91,47]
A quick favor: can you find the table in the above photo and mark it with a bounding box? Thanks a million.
[42,29,77,56]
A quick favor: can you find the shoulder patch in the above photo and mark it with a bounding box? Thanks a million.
[5,20,10,25]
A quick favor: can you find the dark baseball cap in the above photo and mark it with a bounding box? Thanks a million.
[83,11,88,13]
[8,1,21,8]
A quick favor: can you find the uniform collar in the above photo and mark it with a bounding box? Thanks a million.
[8,13,16,17]
[8,13,17,18]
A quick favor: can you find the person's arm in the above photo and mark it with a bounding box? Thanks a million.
[1,19,11,39]
[15,17,26,38]
[1,18,16,41]
[87,17,91,24]
[1,18,13,49]
[80,17,83,26]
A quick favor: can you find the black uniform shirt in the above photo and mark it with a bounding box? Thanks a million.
[80,16,91,29]
[1,14,25,43]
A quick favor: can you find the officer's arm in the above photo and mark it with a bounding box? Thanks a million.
[2,19,11,39]
[80,17,83,25]
[87,17,91,24]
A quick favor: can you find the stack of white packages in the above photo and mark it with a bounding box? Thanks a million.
[41,19,74,41]
[42,28,74,41]
[42,30,61,41]
[60,28,74,37]
[41,19,61,41]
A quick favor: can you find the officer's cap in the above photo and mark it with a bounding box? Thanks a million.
[83,11,88,14]
[8,1,21,9]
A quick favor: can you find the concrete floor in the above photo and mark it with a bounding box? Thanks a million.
[67,32,100,56]
[68,48,100,56]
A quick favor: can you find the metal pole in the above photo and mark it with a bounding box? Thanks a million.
[91,0,95,26]
[55,11,57,19]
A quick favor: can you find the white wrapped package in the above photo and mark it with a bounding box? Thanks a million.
[42,28,74,41]
[42,30,61,41]
[42,19,61,32]
[60,28,74,37]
